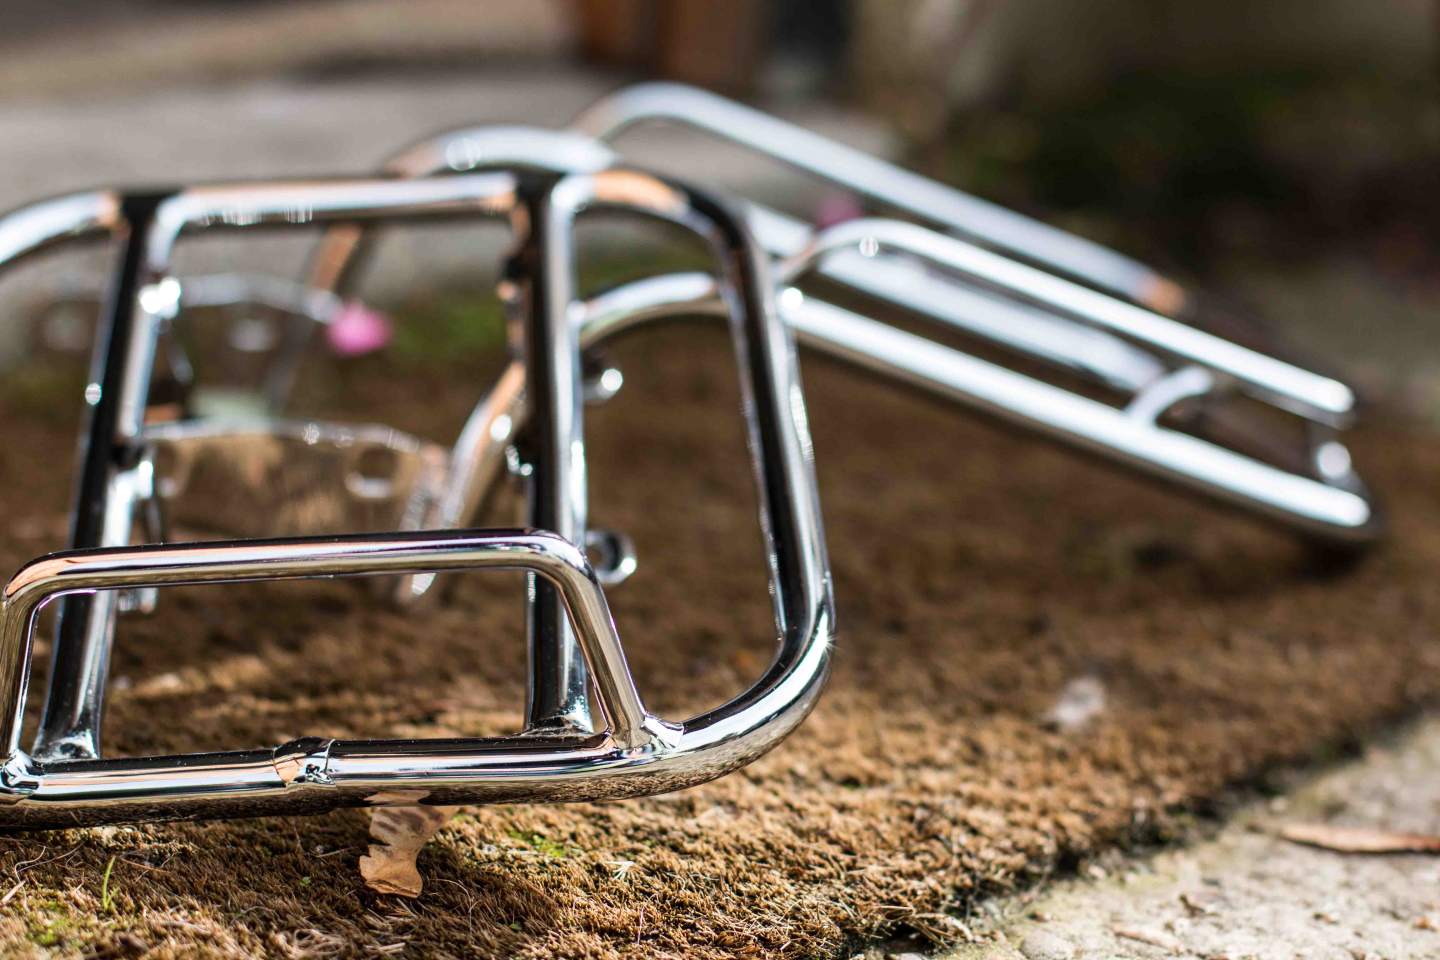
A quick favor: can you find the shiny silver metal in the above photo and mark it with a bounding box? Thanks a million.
[141,417,450,539]
[27,272,348,422]
[0,529,811,827]
[581,271,1375,541]
[309,115,1380,548]
[572,84,1235,332]
[27,177,520,765]
[0,161,833,828]
[0,92,1382,828]
[574,85,1350,419]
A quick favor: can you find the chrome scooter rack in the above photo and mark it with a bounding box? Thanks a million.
[302,101,1379,553]
[0,155,833,828]
[572,85,1380,544]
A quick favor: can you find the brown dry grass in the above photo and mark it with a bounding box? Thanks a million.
[0,324,1436,959]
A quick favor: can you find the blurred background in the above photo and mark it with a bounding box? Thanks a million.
[1,0,1437,419]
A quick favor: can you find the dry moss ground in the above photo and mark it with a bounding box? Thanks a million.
[0,323,1437,959]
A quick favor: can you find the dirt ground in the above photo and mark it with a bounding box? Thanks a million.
[0,316,1437,958]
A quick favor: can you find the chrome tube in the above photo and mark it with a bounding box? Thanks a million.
[774,219,1354,424]
[579,275,1380,543]
[0,190,119,268]
[0,159,834,828]
[571,85,1364,410]
[510,173,596,735]
[0,530,670,825]
[37,193,169,763]
[313,123,1380,547]
[388,121,1354,424]
[425,261,1375,550]
[16,174,520,763]
[744,204,1167,394]
[572,83,1176,316]
[382,127,1186,409]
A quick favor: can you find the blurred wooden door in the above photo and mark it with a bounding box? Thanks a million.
[575,0,767,95]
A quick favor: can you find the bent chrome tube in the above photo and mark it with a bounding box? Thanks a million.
[313,123,1380,547]
[378,122,1360,424]
[743,204,1166,394]
[0,158,833,827]
[572,82,1162,308]
[9,174,521,763]
[381,125,1183,407]
[579,274,1379,543]
[0,191,119,268]
[570,82,1357,425]
[0,529,822,828]
[369,127,1355,431]
[423,260,1376,550]
[773,219,1354,425]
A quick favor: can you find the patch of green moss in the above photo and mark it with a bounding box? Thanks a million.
[26,910,73,949]
[3,364,88,425]
[384,243,712,369]
[506,830,575,859]
[390,291,506,364]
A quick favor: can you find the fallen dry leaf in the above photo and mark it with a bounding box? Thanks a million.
[1279,823,1440,854]
[1179,890,1221,916]
[358,792,458,897]
[1113,924,1182,953]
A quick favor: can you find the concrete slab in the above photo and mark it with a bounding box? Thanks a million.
[939,714,1440,960]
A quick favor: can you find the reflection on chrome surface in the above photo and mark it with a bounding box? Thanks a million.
[0,156,832,828]
[316,102,1379,548]
[0,85,1385,830]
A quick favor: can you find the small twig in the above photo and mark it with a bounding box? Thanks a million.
[10,848,47,880]
[117,857,174,875]
[0,879,24,905]
[17,843,83,878]
[150,918,214,934]
[1114,924,1183,954]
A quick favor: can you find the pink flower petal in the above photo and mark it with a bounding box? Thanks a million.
[326,300,392,357]
[816,192,864,229]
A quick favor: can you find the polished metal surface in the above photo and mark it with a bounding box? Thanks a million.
[775,218,1353,423]
[142,418,449,539]
[0,529,793,827]
[317,118,1380,548]
[580,274,1378,541]
[39,192,168,764]
[510,173,596,735]
[572,82,1164,305]
[29,172,518,763]
[0,89,1385,828]
[0,158,833,828]
[571,83,1220,327]
[571,84,1367,418]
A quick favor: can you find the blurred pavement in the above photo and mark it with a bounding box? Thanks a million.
[0,17,896,366]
